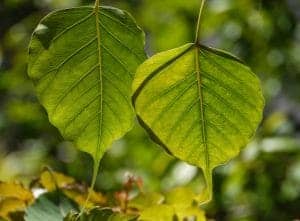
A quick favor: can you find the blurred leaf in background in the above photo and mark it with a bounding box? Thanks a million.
[0,182,33,220]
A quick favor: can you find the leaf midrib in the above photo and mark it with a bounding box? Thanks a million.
[94,6,103,160]
[36,7,138,139]
[194,46,209,173]
[133,43,210,171]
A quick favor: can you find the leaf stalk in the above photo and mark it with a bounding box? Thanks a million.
[94,0,100,11]
[195,0,206,45]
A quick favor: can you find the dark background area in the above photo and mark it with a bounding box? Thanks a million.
[0,0,300,220]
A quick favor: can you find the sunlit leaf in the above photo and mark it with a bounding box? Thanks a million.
[176,206,206,221]
[28,6,146,166]
[0,181,34,220]
[0,182,33,220]
[0,182,33,204]
[138,205,176,221]
[39,170,106,208]
[63,188,106,209]
[165,187,196,210]
[40,170,75,191]
[128,192,164,211]
[0,198,26,220]
[164,187,206,220]
[132,43,264,202]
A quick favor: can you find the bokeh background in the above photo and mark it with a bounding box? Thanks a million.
[1,0,300,220]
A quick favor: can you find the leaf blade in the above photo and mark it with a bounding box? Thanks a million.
[132,43,264,203]
[28,6,146,163]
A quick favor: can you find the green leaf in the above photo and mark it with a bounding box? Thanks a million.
[138,205,176,221]
[109,213,138,221]
[25,191,77,221]
[165,187,196,210]
[132,43,264,202]
[175,206,206,221]
[28,6,146,165]
[165,187,206,221]
[128,192,164,210]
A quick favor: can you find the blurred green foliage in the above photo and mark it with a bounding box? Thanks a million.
[0,0,300,220]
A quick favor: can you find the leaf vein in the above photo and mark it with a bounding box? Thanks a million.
[101,44,132,77]
[139,71,196,112]
[98,20,143,62]
[95,7,103,160]
[102,74,130,106]
[202,70,257,109]
[200,50,256,93]
[151,79,197,127]
[63,92,101,134]
[100,11,137,34]
[195,47,210,172]
[165,98,198,143]
[38,36,97,82]
[52,64,99,115]
[52,12,94,42]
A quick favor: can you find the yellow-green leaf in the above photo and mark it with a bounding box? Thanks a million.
[132,43,264,203]
[138,205,175,221]
[28,6,146,166]
[39,170,106,208]
[165,187,196,210]
[0,198,27,220]
[128,192,164,211]
[0,182,33,204]
[40,170,75,192]
[0,182,34,220]
[165,187,206,221]
[176,206,206,221]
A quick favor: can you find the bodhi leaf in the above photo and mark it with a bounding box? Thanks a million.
[132,43,264,202]
[28,6,146,168]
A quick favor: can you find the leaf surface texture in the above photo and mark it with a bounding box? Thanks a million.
[28,6,146,162]
[132,43,264,201]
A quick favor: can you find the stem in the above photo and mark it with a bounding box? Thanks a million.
[94,0,100,10]
[89,158,101,197]
[195,0,206,44]
[84,159,100,205]
[78,158,100,217]
[77,0,102,219]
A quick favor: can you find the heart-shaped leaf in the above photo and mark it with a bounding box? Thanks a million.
[28,6,146,166]
[132,43,264,202]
